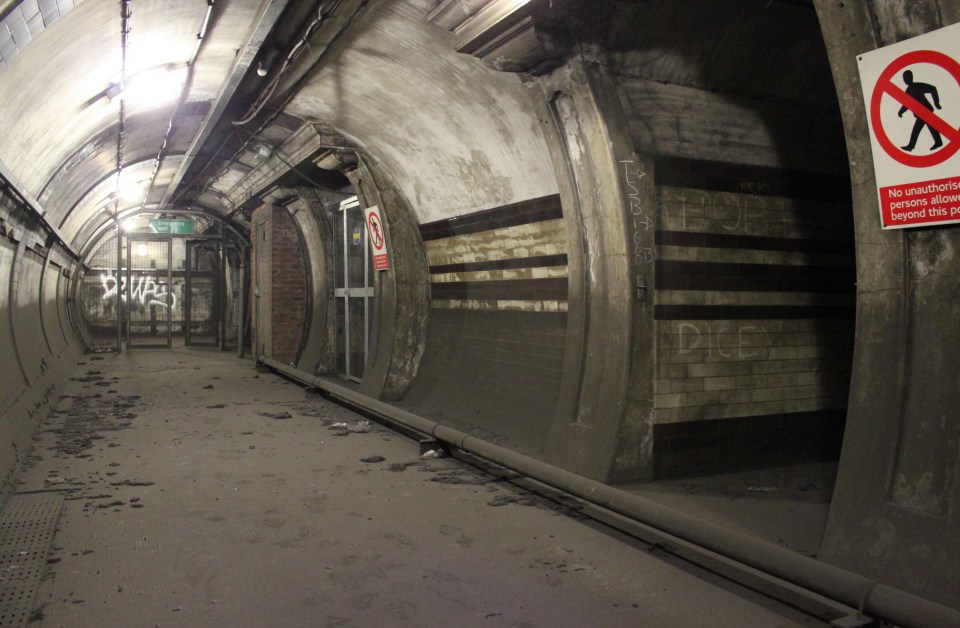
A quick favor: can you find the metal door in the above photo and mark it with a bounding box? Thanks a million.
[185,239,221,346]
[333,197,374,382]
[125,238,173,348]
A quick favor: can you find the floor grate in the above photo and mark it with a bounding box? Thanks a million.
[0,494,63,627]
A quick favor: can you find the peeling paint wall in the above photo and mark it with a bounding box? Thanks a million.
[284,0,559,224]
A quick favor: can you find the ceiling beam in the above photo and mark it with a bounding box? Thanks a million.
[160,0,291,209]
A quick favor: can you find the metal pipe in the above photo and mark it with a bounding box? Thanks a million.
[237,258,246,358]
[233,1,327,127]
[138,0,214,216]
[258,355,960,628]
[426,0,492,31]
[0,159,82,261]
[163,0,290,209]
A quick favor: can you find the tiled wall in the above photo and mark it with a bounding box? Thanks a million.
[652,158,856,476]
[402,195,568,452]
[421,195,567,313]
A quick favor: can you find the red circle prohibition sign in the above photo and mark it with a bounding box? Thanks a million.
[367,212,385,250]
[870,49,960,168]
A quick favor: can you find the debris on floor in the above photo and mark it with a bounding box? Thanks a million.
[258,411,292,420]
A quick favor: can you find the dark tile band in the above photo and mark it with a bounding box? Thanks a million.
[432,277,568,301]
[655,156,853,204]
[656,230,854,254]
[655,304,856,320]
[430,254,568,275]
[653,409,847,478]
[656,260,856,293]
[419,195,563,242]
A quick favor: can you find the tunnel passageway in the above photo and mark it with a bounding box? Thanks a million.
[10,349,827,627]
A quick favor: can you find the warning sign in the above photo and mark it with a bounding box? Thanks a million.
[858,23,960,229]
[365,205,389,271]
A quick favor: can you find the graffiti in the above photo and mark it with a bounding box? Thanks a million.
[659,187,783,234]
[101,273,177,310]
[676,322,767,360]
[620,159,654,267]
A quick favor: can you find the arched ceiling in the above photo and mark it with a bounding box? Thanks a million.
[0,0,837,259]
[0,0,300,256]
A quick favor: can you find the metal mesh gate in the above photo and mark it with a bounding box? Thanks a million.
[75,236,120,352]
[185,240,221,347]
[126,238,172,348]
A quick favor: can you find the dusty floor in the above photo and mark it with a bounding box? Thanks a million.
[10,348,832,627]
[625,462,835,559]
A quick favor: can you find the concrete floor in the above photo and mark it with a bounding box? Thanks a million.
[10,348,831,627]
[625,463,836,560]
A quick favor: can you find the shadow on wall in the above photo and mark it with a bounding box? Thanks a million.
[602,0,856,478]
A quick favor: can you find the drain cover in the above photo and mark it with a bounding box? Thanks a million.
[0,494,63,627]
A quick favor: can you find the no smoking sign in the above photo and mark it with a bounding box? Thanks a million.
[858,23,960,229]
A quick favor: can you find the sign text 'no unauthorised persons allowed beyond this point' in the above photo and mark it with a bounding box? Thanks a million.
[858,23,960,229]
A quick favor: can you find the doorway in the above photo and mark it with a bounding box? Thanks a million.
[73,222,230,352]
[125,237,173,348]
[333,197,374,382]
[185,239,222,347]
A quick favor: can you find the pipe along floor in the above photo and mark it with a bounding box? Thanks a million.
[7,349,828,627]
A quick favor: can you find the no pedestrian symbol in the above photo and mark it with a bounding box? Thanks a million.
[870,50,960,168]
[365,205,389,271]
[858,23,960,230]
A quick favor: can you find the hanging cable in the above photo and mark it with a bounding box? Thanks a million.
[232,1,328,127]
[178,0,366,209]
[115,0,132,221]
[114,0,133,349]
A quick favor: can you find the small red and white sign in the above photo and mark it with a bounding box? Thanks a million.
[365,205,389,270]
[858,23,960,229]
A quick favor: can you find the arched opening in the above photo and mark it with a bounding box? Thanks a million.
[71,209,246,352]
[578,0,856,557]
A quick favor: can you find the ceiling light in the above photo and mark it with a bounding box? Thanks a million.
[253,143,273,161]
[119,182,146,203]
[108,63,188,106]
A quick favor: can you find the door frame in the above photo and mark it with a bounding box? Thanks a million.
[124,236,173,349]
[333,197,374,382]
[184,238,222,347]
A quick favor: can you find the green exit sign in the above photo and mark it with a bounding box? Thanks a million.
[149,219,194,235]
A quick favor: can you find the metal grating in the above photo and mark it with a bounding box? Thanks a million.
[0,494,63,627]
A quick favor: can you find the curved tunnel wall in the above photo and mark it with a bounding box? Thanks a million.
[241,0,861,483]
[0,182,82,493]
[270,0,572,457]
[814,0,960,608]
[0,0,957,610]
